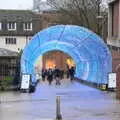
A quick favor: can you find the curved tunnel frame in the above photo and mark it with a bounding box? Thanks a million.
[21,25,112,84]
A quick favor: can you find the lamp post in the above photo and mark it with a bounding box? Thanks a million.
[96,15,104,40]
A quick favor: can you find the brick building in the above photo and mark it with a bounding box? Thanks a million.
[108,0,120,99]
[107,0,120,72]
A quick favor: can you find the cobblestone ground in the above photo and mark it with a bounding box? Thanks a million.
[0,79,120,120]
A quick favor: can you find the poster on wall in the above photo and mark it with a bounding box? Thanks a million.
[108,73,116,88]
[21,74,31,89]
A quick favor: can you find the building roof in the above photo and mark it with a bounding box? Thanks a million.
[0,48,18,57]
[0,9,41,36]
[0,9,40,21]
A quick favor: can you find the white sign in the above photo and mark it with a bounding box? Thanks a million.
[108,73,116,88]
[21,74,30,89]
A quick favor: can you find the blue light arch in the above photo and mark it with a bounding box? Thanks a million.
[21,25,112,84]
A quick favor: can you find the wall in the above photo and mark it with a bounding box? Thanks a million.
[0,36,32,52]
[113,0,119,37]
[42,51,73,71]
[116,65,120,99]
[40,11,61,29]
[112,50,120,72]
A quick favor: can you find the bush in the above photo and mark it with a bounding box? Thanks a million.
[0,76,14,91]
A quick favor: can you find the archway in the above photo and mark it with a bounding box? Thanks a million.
[41,50,75,71]
[21,25,112,84]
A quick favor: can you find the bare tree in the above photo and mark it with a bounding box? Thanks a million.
[33,0,51,12]
[46,0,108,38]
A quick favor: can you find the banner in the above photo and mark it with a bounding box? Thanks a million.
[108,73,116,88]
[21,74,30,89]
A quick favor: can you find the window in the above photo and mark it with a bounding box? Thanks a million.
[0,22,2,30]
[23,22,32,31]
[7,22,16,31]
[5,37,17,45]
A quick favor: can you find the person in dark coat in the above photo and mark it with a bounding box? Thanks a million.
[54,67,61,85]
[41,68,46,81]
[66,64,70,79]
[69,66,75,81]
[47,68,53,85]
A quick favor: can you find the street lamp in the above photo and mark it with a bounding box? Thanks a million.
[96,15,105,40]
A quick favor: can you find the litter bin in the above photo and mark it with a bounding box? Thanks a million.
[29,83,36,93]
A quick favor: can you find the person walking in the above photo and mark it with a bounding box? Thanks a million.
[69,66,75,81]
[47,68,53,85]
[41,68,46,81]
[54,67,61,85]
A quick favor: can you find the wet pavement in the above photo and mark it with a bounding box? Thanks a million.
[0,79,120,120]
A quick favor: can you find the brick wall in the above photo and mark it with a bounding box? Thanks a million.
[112,51,120,72]
[116,65,120,99]
[113,0,119,37]
[42,51,71,71]
[112,50,120,99]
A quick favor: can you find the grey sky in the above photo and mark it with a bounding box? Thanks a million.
[0,0,33,10]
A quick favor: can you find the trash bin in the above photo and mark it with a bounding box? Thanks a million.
[29,84,36,93]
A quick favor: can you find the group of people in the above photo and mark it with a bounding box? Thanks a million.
[41,67,64,85]
[41,66,75,85]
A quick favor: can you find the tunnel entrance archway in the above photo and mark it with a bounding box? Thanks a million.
[21,25,112,84]
[41,50,75,71]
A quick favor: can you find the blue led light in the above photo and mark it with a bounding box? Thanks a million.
[21,25,112,84]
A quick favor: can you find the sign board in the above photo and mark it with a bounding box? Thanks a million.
[21,74,30,89]
[108,73,116,88]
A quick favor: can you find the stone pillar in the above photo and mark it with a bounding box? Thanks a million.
[118,0,120,37]
[108,5,113,38]
[116,65,120,99]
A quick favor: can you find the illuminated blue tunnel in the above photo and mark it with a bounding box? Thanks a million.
[21,25,112,84]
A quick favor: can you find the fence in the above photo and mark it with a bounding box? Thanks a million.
[0,63,20,91]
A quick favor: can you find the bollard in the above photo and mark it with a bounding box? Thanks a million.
[56,96,62,120]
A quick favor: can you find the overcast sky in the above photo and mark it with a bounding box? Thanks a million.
[0,0,33,10]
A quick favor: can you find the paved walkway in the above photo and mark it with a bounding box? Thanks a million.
[0,79,120,120]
